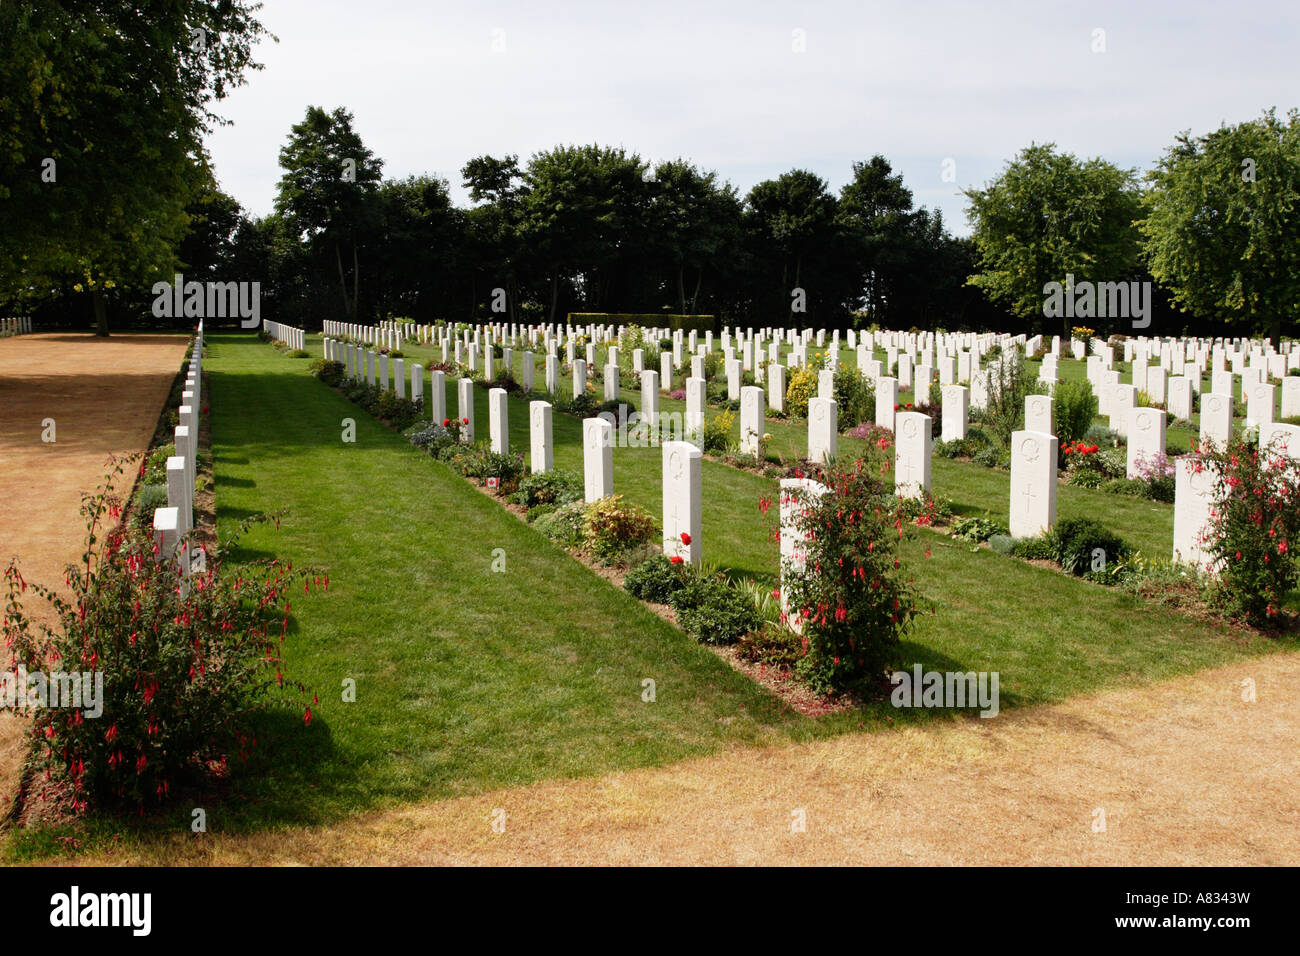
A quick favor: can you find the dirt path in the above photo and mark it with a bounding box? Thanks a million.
[69,649,1300,866]
[0,332,189,808]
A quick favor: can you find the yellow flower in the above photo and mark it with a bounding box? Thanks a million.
[73,283,83,292]
[762,433,772,441]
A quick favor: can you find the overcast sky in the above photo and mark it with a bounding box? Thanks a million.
[205,0,1298,235]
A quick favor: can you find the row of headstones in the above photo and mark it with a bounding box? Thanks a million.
[152,325,205,581]
[0,316,32,336]
[323,320,403,353]
[262,319,304,351]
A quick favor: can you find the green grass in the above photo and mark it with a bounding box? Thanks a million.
[7,331,1292,859]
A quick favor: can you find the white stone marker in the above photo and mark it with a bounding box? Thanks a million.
[545,354,559,394]
[941,385,968,442]
[489,388,508,454]
[1282,376,1300,419]
[429,370,446,424]
[165,456,192,554]
[1260,422,1300,462]
[1009,430,1058,538]
[530,401,553,474]
[779,477,830,634]
[458,378,475,443]
[726,358,741,400]
[380,352,390,391]
[808,397,838,464]
[1111,384,1136,437]
[1247,382,1275,428]
[894,412,932,500]
[660,350,672,387]
[641,369,660,434]
[1168,375,1193,421]
[817,368,835,401]
[1173,456,1219,571]
[1126,407,1166,479]
[411,363,424,404]
[876,376,898,431]
[740,385,764,457]
[582,418,614,502]
[574,358,587,399]
[691,355,706,380]
[685,377,706,437]
[768,364,786,413]
[366,350,376,387]
[522,352,534,391]
[662,441,702,567]
[1025,393,1053,435]
[604,364,620,401]
[394,358,406,398]
[152,507,182,573]
[1199,392,1232,448]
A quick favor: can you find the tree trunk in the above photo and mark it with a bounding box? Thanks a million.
[335,243,350,319]
[548,266,559,325]
[1268,316,1282,351]
[352,240,360,321]
[676,264,686,316]
[92,289,109,337]
[691,268,703,314]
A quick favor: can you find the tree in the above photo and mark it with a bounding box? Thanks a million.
[964,144,1142,332]
[1141,109,1300,346]
[645,160,742,315]
[275,106,383,322]
[0,1,271,334]
[746,170,838,317]
[462,155,527,321]
[837,156,915,319]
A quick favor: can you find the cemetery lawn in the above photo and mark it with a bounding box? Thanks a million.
[6,334,1294,860]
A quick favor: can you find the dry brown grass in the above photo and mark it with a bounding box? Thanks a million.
[49,650,1300,866]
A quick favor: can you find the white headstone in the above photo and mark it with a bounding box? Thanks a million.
[1173,456,1219,571]
[1199,392,1232,448]
[768,364,786,413]
[1025,393,1053,435]
[941,385,968,442]
[894,412,932,499]
[641,369,660,433]
[876,377,898,431]
[779,477,830,634]
[1009,430,1058,538]
[583,418,614,501]
[489,388,508,454]
[808,397,837,464]
[1126,407,1166,479]
[458,378,475,443]
[662,441,702,566]
[530,401,553,474]
[740,385,764,457]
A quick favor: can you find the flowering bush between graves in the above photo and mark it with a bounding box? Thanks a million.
[1197,436,1300,626]
[1,460,320,813]
[308,358,344,387]
[1051,517,1132,580]
[510,470,583,510]
[582,495,658,562]
[784,366,817,418]
[701,407,735,453]
[438,445,527,495]
[778,457,925,694]
[833,366,875,426]
[1052,379,1100,447]
[1127,451,1177,503]
[533,500,589,548]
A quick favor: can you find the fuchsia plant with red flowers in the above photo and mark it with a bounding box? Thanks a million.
[2,458,321,813]
[1195,435,1300,626]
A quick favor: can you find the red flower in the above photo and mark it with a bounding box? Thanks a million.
[442,418,450,426]
[304,707,313,726]
[680,532,691,545]
[669,555,684,565]
[462,417,469,425]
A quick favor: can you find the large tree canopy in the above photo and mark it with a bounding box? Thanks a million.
[0,0,271,333]
[964,144,1142,330]
[1140,108,1300,345]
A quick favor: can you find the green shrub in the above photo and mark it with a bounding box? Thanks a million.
[1052,516,1131,579]
[1053,379,1099,447]
[533,500,588,548]
[525,503,558,523]
[981,351,1031,447]
[972,444,1009,469]
[582,495,657,562]
[951,515,1007,543]
[375,391,422,430]
[289,348,310,358]
[511,470,583,509]
[409,421,455,455]
[1101,477,1149,498]
[1010,534,1056,561]
[308,358,345,386]
[133,483,170,527]
[443,446,527,494]
[623,554,688,604]
[701,408,734,453]
[785,366,817,418]
[142,444,176,485]
[669,576,762,645]
[832,366,875,426]
[560,391,600,418]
